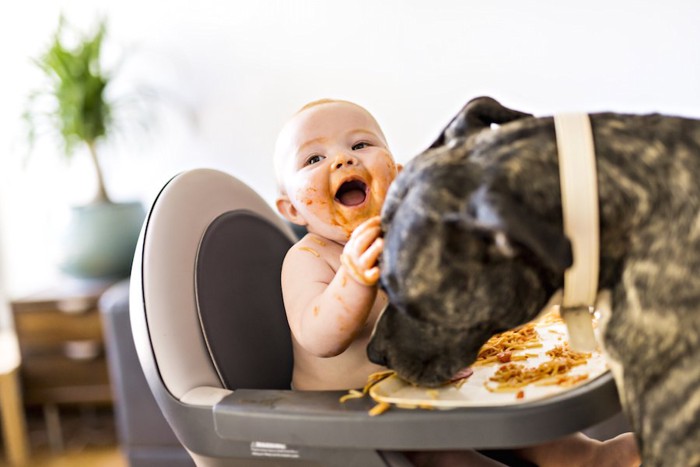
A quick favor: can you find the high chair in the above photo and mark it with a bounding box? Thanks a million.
[129,168,622,467]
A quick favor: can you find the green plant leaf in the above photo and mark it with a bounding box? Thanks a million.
[24,15,115,203]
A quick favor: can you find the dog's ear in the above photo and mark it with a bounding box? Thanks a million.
[429,97,533,150]
[467,186,572,274]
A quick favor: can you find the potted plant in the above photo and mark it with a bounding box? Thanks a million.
[23,17,145,279]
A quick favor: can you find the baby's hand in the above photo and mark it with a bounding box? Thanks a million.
[340,216,383,286]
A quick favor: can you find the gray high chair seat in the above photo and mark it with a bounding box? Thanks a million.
[130,168,624,467]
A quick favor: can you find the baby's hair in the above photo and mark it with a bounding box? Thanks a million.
[298,98,355,113]
[273,98,387,194]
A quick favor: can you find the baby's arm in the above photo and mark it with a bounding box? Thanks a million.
[282,217,383,357]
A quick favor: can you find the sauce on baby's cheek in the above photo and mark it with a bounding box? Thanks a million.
[299,184,360,237]
[293,158,396,240]
[300,187,318,207]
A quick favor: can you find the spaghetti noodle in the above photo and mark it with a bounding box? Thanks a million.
[486,343,592,392]
[474,323,542,366]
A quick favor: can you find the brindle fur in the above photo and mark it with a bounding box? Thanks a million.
[367,97,700,467]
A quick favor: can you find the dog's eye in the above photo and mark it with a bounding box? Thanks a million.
[474,229,492,243]
[466,203,478,219]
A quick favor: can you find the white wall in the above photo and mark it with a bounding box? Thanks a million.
[1,0,699,303]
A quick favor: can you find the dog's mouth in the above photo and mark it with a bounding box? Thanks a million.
[334,179,368,207]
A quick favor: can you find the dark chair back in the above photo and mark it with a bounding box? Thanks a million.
[196,210,293,390]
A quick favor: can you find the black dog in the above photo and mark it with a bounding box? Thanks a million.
[367,97,700,467]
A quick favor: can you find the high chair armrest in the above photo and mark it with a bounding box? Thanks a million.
[212,372,620,451]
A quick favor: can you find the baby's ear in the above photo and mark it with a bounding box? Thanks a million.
[276,196,307,226]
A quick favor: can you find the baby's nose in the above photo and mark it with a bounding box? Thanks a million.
[331,153,358,170]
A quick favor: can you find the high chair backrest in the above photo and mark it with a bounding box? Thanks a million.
[133,168,296,401]
[196,209,294,389]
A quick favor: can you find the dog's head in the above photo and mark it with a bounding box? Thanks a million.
[367,97,573,387]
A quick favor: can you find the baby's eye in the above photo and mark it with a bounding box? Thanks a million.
[305,154,325,166]
[352,141,371,151]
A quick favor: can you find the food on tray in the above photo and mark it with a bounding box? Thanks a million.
[342,309,607,414]
[339,369,395,403]
[479,311,594,392]
[474,322,542,366]
[368,402,391,416]
[485,343,592,392]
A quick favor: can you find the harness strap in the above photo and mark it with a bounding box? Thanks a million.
[554,113,599,351]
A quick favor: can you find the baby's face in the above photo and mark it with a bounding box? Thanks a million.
[276,102,399,243]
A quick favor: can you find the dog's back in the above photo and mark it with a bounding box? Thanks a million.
[373,100,700,466]
[582,113,700,466]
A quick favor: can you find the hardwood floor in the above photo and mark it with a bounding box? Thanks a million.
[4,445,126,467]
[0,406,126,467]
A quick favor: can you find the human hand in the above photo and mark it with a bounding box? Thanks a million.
[340,216,383,286]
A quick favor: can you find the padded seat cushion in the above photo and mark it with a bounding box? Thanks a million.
[196,210,293,390]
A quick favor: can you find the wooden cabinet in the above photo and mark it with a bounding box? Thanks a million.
[10,279,116,407]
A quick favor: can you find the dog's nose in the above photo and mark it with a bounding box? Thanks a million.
[366,342,388,367]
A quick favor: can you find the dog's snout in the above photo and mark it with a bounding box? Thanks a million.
[366,341,388,367]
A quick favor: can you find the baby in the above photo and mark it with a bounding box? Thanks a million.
[274,98,640,467]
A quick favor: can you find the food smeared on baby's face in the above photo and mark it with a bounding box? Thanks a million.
[276,100,399,244]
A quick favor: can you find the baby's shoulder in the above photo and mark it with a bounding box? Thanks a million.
[285,233,342,268]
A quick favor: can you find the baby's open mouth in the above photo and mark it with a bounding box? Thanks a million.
[335,179,368,207]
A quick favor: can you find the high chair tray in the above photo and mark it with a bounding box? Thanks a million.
[369,314,610,409]
[213,308,620,450]
[213,370,619,450]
